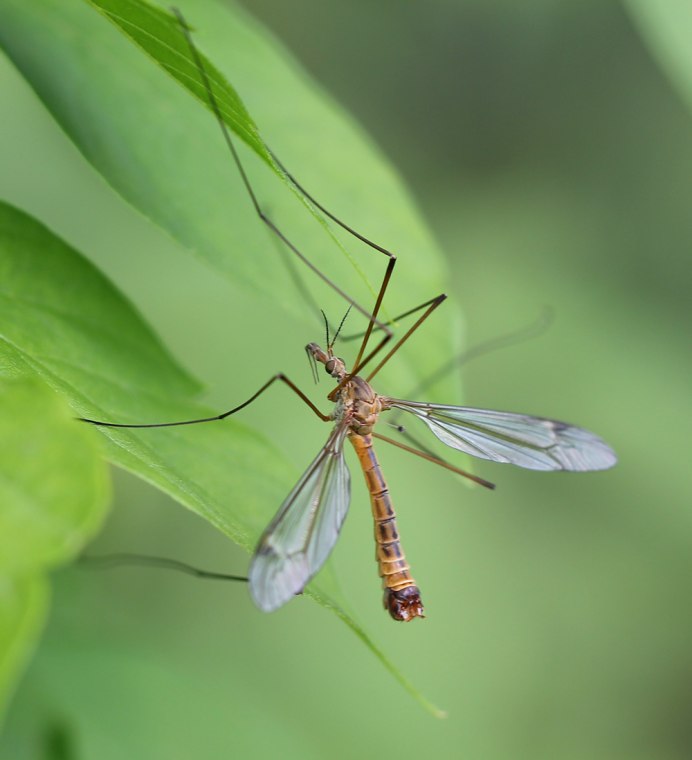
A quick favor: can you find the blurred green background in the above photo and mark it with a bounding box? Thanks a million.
[1,0,691,758]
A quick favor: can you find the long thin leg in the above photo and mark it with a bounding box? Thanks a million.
[349,255,396,372]
[327,291,447,402]
[174,9,394,338]
[390,306,555,419]
[265,211,323,323]
[341,297,447,343]
[373,432,495,489]
[80,553,248,582]
[365,293,447,383]
[385,423,490,494]
[270,140,401,377]
[269,154,400,375]
[267,149,399,377]
[385,421,441,462]
[78,373,330,428]
[268,148,396,258]
[345,291,547,345]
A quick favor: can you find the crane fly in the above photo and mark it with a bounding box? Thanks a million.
[80,297,616,621]
[249,325,616,620]
[79,10,617,621]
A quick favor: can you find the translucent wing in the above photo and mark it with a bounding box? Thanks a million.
[388,400,616,472]
[249,425,351,612]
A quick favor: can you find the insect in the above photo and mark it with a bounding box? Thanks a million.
[79,11,617,621]
[255,318,616,621]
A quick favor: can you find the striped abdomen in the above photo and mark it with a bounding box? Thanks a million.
[349,433,424,621]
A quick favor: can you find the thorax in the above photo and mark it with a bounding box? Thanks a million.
[334,375,383,436]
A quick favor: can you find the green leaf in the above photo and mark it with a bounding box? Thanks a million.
[84,0,372,286]
[0,0,458,397]
[0,199,282,546]
[0,201,443,716]
[0,380,110,574]
[0,575,48,727]
[625,0,692,117]
[0,375,110,722]
[0,0,458,716]
[86,0,272,165]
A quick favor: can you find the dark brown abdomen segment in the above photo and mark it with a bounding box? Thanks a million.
[349,433,424,621]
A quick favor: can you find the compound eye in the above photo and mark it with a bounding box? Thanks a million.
[325,359,336,374]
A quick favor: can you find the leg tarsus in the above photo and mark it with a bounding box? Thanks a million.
[78,373,329,429]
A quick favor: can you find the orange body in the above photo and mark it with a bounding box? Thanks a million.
[307,341,424,621]
[350,433,424,621]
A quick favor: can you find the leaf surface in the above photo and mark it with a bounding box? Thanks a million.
[0,0,459,399]
[625,0,692,117]
[0,375,110,722]
[0,201,443,715]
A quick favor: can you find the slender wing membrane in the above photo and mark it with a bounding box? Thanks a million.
[249,424,351,612]
[388,400,616,472]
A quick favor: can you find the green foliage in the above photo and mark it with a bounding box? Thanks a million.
[0,0,455,369]
[625,0,692,116]
[0,0,456,716]
[85,0,367,285]
[1,0,690,755]
[0,576,47,730]
[0,200,443,714]
[87,0,271,163]
[0,376,109,721]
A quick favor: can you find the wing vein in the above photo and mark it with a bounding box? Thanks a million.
[249,422,351,611]
[387,399,616,472]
